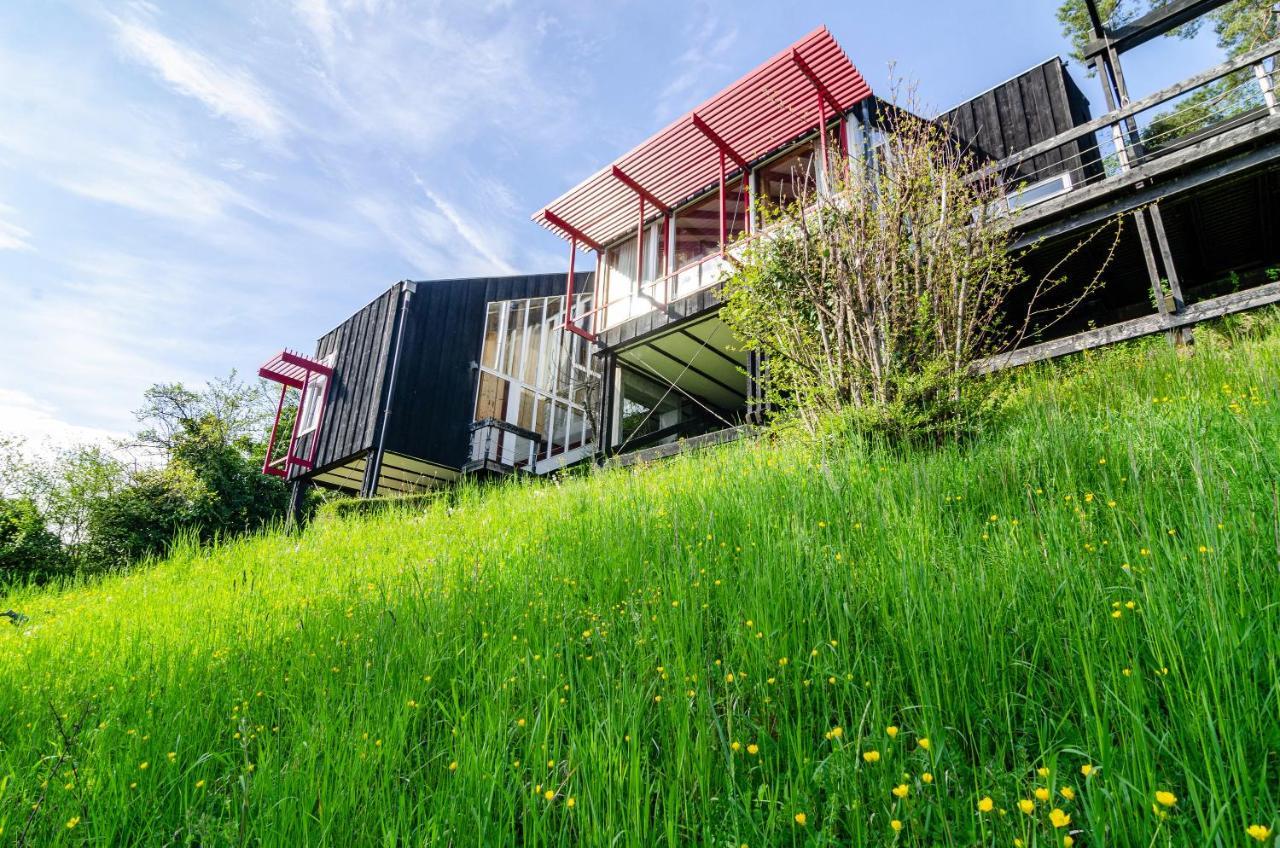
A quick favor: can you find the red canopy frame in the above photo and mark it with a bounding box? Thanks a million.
[539,26,871,338]
[258,350,335,479]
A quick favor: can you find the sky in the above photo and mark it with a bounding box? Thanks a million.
[0,0,1226,455]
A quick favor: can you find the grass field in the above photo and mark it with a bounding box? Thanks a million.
[2,318,1279,847]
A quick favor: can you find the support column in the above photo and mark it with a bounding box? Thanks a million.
[1134,206,1192,347]
[287,479,311,530]
[596,352,617,462]
[746,350,768,425]
[359,447,382,497]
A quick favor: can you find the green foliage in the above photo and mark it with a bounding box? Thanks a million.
[0,317,1277,845]
[721,106,1111,443]
[81,416,289,570]
[313,491,445,523]
[0,496,66,581]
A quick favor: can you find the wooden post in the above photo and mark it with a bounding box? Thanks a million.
[287,480,310,529]
[1148,202,1194,346]
[1257,61,1278,115]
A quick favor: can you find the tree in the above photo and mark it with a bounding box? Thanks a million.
[720,99,1118,441]
[132,372,278,457]
[1057,2,1277,150]
[0,497,66,581]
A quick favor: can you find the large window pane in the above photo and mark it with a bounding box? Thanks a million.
[757,143,817,211]
[475,372,508,420]
[674,178,746,269]
[481,303,502,369]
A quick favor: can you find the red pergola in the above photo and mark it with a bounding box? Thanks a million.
[534,26,873,338]
[258,349,334,478]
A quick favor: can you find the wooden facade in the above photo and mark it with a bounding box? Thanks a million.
[940,57,1101,188]
[290,273,587,495]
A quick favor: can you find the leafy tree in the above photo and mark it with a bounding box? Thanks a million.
[0,496,66,581]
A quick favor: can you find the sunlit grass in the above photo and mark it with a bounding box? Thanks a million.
[2,317,1278,846]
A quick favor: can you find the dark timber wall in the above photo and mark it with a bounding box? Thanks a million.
[941,57,1101,186]
[290,272,590,483]
[382,273,581,469]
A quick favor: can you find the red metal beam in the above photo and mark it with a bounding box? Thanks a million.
[563,237,597,342]
[792,49,843,113]
[542,209,603,252]
[691,114,749,173]
[611,166,670,214]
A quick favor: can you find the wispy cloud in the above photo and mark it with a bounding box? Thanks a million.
[415,176,517,275]
[0,204,33,252]
[111,17,289,144]
[653,14,740,122]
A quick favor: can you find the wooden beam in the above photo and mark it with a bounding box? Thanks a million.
[973,39,1280,181]
[610,425,750,468]
[1082,0,1234,60]
[1010,120,1280,250]
[975,282,1280,372]
[791,49,843,113]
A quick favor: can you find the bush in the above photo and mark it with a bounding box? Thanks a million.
[0,497,66,581]
[722,95,1116,443]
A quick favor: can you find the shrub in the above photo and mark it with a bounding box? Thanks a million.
[0,496,66,581]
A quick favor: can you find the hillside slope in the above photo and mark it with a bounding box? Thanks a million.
[2,319,1279,847]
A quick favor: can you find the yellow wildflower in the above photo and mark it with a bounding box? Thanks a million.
[886,725,899,738]
[1035,787,1050,802]
[890,819,902,832]
[1049,808,1071,828]
[892,783,909,799]
[918,737,931,751]
[1080,764,1095,777]
[1060,786,1075,801]
[794,812,807,826]
[863,750,880,763]
[747,744,759,756]
[977,796,994,813]
[1018,799,1035,815]
[921,772,933,784]
[1154,790,1177,808]
[1246,825,1272,841]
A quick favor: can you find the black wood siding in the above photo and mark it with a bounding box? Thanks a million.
[941,58,1101,186]
[289,284,402,479]
[384,272,587,469]
[292,272,592,480]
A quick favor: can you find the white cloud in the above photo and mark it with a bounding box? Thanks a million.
[0,389,126,457]
[415,176,517,275]
[654,15,740,122]
[112,17,289,144]
[0,204,32,252]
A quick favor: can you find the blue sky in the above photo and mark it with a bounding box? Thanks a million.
[0,0,1224,451]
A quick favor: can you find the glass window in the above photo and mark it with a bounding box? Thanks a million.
[674,178,746,269]
[475,372,509,421]
[522,298,544,386]
[757,143,817,211]
[503,302,527,376]
[296,353,336,436]
[480,303,502,370]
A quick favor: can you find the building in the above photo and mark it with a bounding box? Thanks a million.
[262,0,1279,501]
[258,273,596,499]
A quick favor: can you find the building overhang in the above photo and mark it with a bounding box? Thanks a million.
[533,26,872,249]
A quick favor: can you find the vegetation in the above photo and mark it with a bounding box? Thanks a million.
[721,107,1114,441]
[1,316,1277,846]
[1056,1,1277,154]
[0,374,291,582]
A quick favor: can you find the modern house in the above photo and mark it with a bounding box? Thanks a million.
[259,273,596,498]
[262,0,1279,502]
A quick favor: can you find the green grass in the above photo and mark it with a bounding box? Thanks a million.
[2,318,1279,847]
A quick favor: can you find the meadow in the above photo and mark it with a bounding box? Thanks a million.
[1,317,1278,846]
